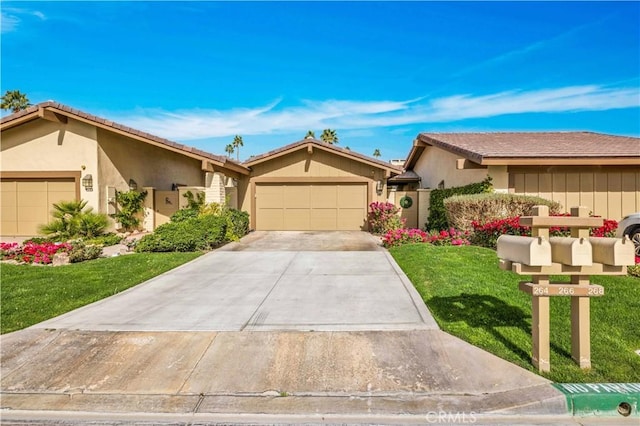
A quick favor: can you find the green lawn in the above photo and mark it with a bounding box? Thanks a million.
[1,252,202,334]
[390,244,640,383]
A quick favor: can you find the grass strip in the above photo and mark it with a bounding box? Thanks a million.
[1,252,202,334]
[390,244,640,383]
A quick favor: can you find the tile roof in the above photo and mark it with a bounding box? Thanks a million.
[1,101,248,172]
[244,137,403,172]
[417,132,640,164]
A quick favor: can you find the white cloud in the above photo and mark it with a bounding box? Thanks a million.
[1,8,46,34]
[116,85,640,141]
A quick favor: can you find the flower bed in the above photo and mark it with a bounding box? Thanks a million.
[471,215,618,249]
[382,227,471,248]
[1,242,72,265]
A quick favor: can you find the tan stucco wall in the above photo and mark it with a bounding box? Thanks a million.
[1,118,100,209]
[413,146,489,189]
[97,127,205,217]
[240,148,390,223]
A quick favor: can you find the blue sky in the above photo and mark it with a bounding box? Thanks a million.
[2,1,639,161]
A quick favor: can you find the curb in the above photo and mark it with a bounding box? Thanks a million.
[553,383,640,418]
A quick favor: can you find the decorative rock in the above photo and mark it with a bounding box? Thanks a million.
[52,252,70,266]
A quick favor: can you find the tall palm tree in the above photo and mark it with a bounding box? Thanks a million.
[320,129,338,144]
[1,90,30,113]
[232,135,244,161]
[304,130,315,139]
[225,143,234,157]
[373,148,381,158]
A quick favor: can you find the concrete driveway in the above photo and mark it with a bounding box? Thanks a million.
[1,231,570,423]
[34,231,436,332]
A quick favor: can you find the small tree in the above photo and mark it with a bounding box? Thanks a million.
[320,129,338,144]
[232,135,244,161]
[373,148,381,158]
[225,143,234,157]
[1,90,30,113]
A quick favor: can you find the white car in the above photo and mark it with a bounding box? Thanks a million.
[616,212,640,256]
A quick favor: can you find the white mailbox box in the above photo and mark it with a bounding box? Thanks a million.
[549,237,593,266]
[589,237,636,266]
[497,235,552,266]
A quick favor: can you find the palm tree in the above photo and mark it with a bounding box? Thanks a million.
[373,148,381,158]
[225,143,234,157]
[304,130,315,139]
[1,90,30,113]
[232,135,244,161]
[320,129,338,144]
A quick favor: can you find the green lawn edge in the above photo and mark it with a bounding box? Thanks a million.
[1,252,202,334]
[390,244,640,383]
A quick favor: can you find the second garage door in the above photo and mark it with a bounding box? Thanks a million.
[256,183,367,231]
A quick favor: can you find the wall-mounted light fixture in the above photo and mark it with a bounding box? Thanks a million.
[438,180,445,190]
[376,180,384,195]
[128,178,138,191]
[82,174,93,191]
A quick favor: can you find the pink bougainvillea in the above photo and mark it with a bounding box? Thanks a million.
[1,242,72,265]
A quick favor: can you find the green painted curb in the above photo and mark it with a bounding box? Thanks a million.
[554,383,640,417]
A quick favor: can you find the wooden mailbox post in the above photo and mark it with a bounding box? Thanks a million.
[498,205,635,372]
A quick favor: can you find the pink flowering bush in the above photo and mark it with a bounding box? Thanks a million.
[368,202,405,234]
[1,241,72,265]
[382,227,471,248]
[426,228,471,246]
[382,228,427,248]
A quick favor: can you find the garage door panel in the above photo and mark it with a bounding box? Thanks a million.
[337,209,366,230]
[284,209,310,230]
[257,185,284,209]
[311,185,337,208]
[256,209,284,231]
[284,186,311,208]
[1,221,18,235]
[310,209,337,230]
[337,185,366,208]
[17,190,47,207]
[48,190,76,205]
[17,181,47,192]
[18,221,40,236]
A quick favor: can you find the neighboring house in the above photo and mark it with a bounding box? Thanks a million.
[401,132,640,227]
[0,102,249,236]
[240,139,402,231]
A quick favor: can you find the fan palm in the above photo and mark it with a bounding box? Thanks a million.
[1,90,30,113]
[320,129,338,144]
[232,135,244,161]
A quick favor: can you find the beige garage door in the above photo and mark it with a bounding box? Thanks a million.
[1,178,77,236]
[256,183,367,231]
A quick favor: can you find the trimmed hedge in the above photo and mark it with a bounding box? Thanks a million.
[444,193,563,231]
[426,177,493,230]
[136,215,227,252]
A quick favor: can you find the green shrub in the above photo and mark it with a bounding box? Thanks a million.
[170,208,199,223]
[427,177,493,230]
[136,215,227,252]
[85,233,123,247]
[67,241,103,263]
[444,193,563,231]
[39,200,109,239]
[224,209,250,241]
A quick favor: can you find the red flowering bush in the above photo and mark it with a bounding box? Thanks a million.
[471,215,618,249]
[368,202,404,234]
[382,227,471,248]
[426,228,471,246]
[1,242,72,265]
[382,228,427,248]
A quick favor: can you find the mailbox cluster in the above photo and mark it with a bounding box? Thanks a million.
[497,205,635,372]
